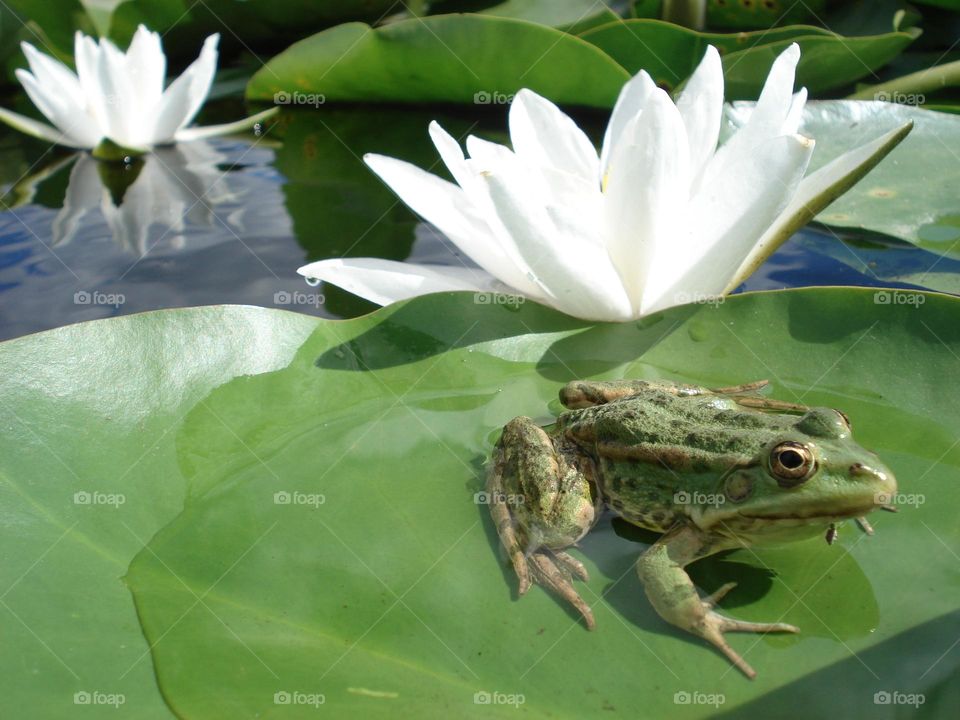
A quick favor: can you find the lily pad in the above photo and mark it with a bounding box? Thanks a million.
[108,0,403,58]
[1,289,958,717]
[245,14,630,108]
[580,19,917,97]
[0,306,321,717]
[725,101,960,257]
[479,0,619,33]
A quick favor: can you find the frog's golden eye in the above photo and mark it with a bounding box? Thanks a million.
[769,441,816,486]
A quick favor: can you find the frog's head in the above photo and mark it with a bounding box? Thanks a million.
[702,407,897,542]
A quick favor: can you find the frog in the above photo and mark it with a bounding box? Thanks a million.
[486,378,897,678]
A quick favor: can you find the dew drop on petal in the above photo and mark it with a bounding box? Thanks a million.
[304,276,321,287]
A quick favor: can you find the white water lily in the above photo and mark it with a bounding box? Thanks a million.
[298,44,911,321]
[0,25,272,155]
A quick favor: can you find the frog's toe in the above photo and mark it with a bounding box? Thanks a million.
[716,616,800,635]
[552,550,590,582]
[529,551,596,630]
[703,581,737,608]
[699,609,799,679]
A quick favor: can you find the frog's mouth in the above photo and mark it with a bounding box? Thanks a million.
[737,505,874,523]
[735,495,891,523]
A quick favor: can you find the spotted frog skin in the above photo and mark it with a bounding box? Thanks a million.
[487,379,897,678]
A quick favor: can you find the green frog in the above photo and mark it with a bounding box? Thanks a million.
[487,379,897,678]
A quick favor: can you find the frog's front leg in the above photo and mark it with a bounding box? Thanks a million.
[636,524,798,679]
[488,417,601,628]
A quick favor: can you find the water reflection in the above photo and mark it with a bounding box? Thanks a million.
[0,134,299,340]
[52,141,240,256]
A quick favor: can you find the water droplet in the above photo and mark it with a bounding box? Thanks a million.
[254,123,263,137]
[305,276,321,287]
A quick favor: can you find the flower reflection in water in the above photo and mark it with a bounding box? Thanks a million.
[53,139,242,256]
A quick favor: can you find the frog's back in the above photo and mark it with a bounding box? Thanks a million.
[558,390,793,532]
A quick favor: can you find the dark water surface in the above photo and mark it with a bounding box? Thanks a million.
[0,105,942,341]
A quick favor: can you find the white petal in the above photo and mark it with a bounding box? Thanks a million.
[723,120,913,292]
[96,38,138,146]
[14,69,99,147]
[363,152,536,295]
[425,123,547,298]
[603,88,690,314]
[599,70,656,180]
[477,150,633,321]
[428,121,476,191]
[297,258,497,306]
[783,87,807,136]
[74,33,108,131]
[124,25,166,125]
[465,133,514,167]
[747,42,801,138]
[174,107,277,142]
[642,133,814,315]
[508,88,598,182]
[697,43,800,193]
[0,105,75,146]
[154,34,218,142]
[675,45,723,182]
[20,42,86,114]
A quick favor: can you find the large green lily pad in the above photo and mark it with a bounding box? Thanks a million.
[580,19,916,97]
[1,289,958,717]
[479,0,619,33]
[245,14,630,108]
[726,101,960,257]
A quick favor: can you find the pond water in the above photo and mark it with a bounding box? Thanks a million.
[0,102,939,341]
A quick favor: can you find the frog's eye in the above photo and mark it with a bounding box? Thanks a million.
[769,441,816,486]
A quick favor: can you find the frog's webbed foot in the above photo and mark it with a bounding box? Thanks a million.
[527,549,595,629]
[695,605,799,680]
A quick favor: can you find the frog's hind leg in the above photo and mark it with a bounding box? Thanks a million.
[487,417,601,628]
[560,378,773,409]
[560,379,708,408]
[487,449,533,594]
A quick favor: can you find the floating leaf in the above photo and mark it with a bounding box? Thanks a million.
[580,19,916,96]
[246,14,630,107]
[2,289,958,717]
[726,100,960,257]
